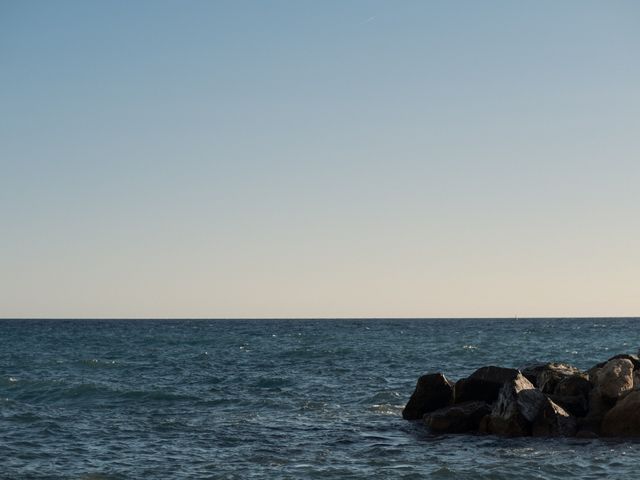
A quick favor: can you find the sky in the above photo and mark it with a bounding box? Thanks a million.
[1,0,639,318]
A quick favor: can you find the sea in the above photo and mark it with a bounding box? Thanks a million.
[1,318,639,479]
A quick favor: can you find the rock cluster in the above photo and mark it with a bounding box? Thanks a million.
[403,354,640,437]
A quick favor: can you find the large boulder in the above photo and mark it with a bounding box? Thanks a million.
[520,364,546,387]
[576,417,603,438]
[531,397,577,437]
[402,373,453,420]
[611,353,640,370]
[481,373,546,436]
[611,353,640,369]
[453,366,520,404]
[601,391,640,437]
[548,394,589,418]
[424,401,491,433]
[591,354,640,371]
[549,374,592,417]
[537,363,581,394]
[554,374,591,398]
[592,358,634,400]
[576,387,616,436]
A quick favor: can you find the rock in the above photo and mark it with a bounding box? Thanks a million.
[481,373,546,436]
[520,364,546,387]
[611,353,640,370]
[402,373,453,420]
[403,353,640,438]
[554,374,591,398]
[537,363,581,394]
[588,387,616,416]
[576,416,602,437]
[593,358,634,400]
[549,374,592,417]
[548,394,589,417]
[601,391,640,437]
[453,366,520,404]
[424,401,491,433]
[578,387,616,435]
[592,354,640,371]
[531,397,577,437]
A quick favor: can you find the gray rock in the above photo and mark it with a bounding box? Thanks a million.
[453,366,520,404]
[579,386,616,435]
[531,397,577,437]
[520,364,546,388]
[601,390,640,437]
[537,363,581,394]
[548,394,589,417]
[482,374,546,437]
[576,416,603,438]
[554,374,591,398]
[549,374,592,417]
[402,373,453,420]
[424,401,491,433]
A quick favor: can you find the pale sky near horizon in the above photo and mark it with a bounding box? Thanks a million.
[1,1,639,318]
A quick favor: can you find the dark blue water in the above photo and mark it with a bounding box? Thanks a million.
[1,318,639,479]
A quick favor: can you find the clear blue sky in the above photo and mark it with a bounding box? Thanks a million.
[2,0,639,318]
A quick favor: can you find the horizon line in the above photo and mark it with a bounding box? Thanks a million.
[1,316,639,321]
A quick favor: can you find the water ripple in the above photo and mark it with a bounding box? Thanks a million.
[1,318,640,478]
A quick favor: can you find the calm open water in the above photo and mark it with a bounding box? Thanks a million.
[1,318,640,479]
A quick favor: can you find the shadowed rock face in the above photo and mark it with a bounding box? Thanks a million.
[425,401,491,433]
[577,387,616,436]
[481,374,546,437]
[403,352,640,438]
[601,391,640,437]
[549,374,592,417]
[402,373,453,420]
[532,398,577,437]
[454,366,520,404]
[554,374,591,397]
[520,364,546,387]
[537,363,581,394]
[548,394,589,417]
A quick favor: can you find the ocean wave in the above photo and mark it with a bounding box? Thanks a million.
[6,380,200,405]
[3,318,640,479]
[364,390,403,405]
[79,359,120,368]
[79,474,125,480]
[251,377,294,389]
[299,400,329,412]
[6,412,42,423]
[120,389,200,402]
[368,404,403,416]
[1,376,19,386]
